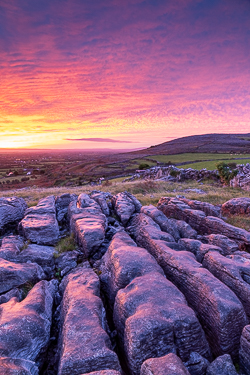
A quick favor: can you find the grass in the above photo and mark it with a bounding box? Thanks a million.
[54,234,76,257]
[226,215,250,232]
[145,153,250,164]
[179,159,250,170]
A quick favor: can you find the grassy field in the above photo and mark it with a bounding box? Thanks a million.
[178,159,250,170]
[1,179,250,231]
[145,153,250,164]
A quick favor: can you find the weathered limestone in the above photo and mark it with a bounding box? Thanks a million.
[0,288,22,305]
[58,264,121,375]
[179,198,221,217]
[0,236,55,278]
[68,194,107,258]
[131,233,247,359]
[55,193,77,222]
[206,354,237,375]
[179,238,223,262]
[0,280,57,366]
[0,197,27,234]
[184,352,209,375]
[203,234,239,254]
[0,357,39,375]
[112,192,142,225]
[158,197,250,248]
[222,197,250,216]
[0,258,45,294]
[141,205,181,241]
[90,191,112,216]
[55,250,79,277]
[19,196,59,245]
[140,353,191,375]
[239,325,250,375]
[127,213,175,245]
[98,231,164,307]
[203,251,250,320]
[83,372,122,375]
[113,272,211,375]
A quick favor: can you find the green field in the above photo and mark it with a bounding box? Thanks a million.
[145,153,250,164]
[177,159,250,170]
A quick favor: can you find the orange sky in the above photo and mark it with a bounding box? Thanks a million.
[1,0,250,149]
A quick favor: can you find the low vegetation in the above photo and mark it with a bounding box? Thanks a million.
[54,234,76,257]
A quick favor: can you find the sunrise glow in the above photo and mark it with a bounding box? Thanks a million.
[1,0,250,149]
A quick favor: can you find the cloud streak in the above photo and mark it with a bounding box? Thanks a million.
[65,138,134,143]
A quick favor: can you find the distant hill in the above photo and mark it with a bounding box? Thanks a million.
[123,133,250,157]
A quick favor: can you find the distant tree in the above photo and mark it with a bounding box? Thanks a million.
[138,163,150,170]
[216,162,238,185]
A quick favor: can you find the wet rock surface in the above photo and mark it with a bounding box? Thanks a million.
[1,190,250,374]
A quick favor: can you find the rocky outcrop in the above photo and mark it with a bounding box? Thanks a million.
[179,238,223,262]
[111,192,142,225]
[158,197,250,248]
[114,272,211,375]
[131,221,247,359]
[230,163,250,190]
[140,353,191,375]
[0,196,27,234]
[124,165,219,183]
[19,196,59,245]
[0,280,57,367]
[58,264,121,375]
[90,191,112,216]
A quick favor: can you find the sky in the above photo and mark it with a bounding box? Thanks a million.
[0,0,250,150]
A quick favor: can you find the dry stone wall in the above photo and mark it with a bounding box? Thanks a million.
[1,191,250,374]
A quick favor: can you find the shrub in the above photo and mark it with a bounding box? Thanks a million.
[138,163,150,170]
[216,162,238,184]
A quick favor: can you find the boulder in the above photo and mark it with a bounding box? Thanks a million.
[98,231,164,306]
[112,192,141,225]
[113,272,211,375]
[58,264,121,375]
[132,237,247,359]
[239,325,250,375]
[222,197,250,216]
[24,196,56,216]
[140,353,191,375]
[0,197,27,234]
[0,280,57,366]
[0,259,45,294]
[206,354,237,375]
[203,251,250,320]
[0,357,39,375]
